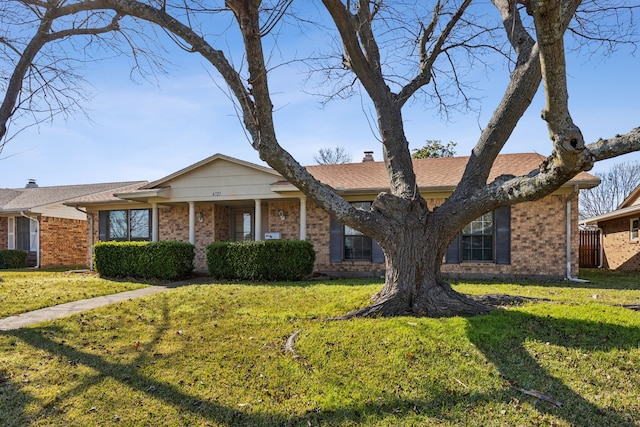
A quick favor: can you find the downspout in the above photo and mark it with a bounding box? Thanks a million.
[597,226,604,268]
[75,206,94,271]
[566,186,588,282]
[19,211,40,268]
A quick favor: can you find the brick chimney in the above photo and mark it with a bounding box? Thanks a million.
[25,179,38,188]
[362,151,374,162]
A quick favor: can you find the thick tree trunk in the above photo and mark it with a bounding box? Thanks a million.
[341,197,493,319]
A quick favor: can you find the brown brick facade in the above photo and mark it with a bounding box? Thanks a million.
[85,193,579,279]
[600,218,640,271]
[261,195,578,279]
[0,217,7,249]
[39,216,88,268]
[158,203,225,271]
[267,201,300,240]
[442,194,578,279]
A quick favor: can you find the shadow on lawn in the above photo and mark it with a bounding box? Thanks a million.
[1,302,639,426]
[465,309,640,426]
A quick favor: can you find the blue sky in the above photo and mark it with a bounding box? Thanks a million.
[1,5,638,189]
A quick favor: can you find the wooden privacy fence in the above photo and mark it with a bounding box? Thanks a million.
[579,229,600,268]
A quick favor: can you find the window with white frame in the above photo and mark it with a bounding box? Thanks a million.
[461,212,494,262]
[631,218,639,242]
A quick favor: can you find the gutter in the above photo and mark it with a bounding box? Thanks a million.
[19,211,40,268]
[566,186,589,283]
[74,206,94,271]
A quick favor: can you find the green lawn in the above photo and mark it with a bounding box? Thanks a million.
[0,270,149,318]
[0,270,639,426]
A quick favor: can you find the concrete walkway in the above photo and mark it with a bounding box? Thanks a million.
[0,278,208,331]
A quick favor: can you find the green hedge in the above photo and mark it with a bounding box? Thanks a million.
[94,241,194,280]
[206,240,316,281]
[0,250,27,269]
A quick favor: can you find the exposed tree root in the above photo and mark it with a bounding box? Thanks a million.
[417,285,495,317]
[284,330,301,358]
[468,294,551,307]
[336,292,548,319]
[336,297,414,320]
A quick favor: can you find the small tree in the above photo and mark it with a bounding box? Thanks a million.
[411,140,457,159]
[580,161,640,219]
[313,146,353,165]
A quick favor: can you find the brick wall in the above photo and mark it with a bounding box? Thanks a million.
[159,203,221,271]
[39,216,88,268]
[0,217,7,249]
[83,193,579,279]
[268,194,578,280]
[442,194,576,279]
[266,201,300,240]
[600,217,640,271]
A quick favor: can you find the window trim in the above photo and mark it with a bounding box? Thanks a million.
[7,217,15,249]
[631,218,639,242]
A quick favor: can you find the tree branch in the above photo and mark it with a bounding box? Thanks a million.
[0,6,54,142]
[531,0,584,157]
[397,0,472,106]
[321,0,388,100]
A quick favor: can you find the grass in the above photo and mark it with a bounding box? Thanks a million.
[0,270,639,426]
[0,270,149,318]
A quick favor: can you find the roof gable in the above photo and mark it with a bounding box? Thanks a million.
[141,153,281,190]
[115,154,286,203]
[619,183,640,209]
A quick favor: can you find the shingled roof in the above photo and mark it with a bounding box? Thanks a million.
[0,181,147,213]
[297,153,599,191]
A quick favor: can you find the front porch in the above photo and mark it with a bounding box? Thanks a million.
[151,198,308,271]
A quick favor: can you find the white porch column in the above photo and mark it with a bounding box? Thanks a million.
[299,197,307,240]
[188,201,196,245]
[255,199,262,241]
[151,203,159,242]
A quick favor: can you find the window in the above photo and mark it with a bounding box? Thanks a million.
[445,206,510,265]
[329,203,385,264]
[15,216,32,250]
[461,212,494,262]
[106,209,151,241]
[344,202,372,261]
[631,218,639,242]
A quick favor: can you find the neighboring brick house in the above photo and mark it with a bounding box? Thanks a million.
[66,153,599,280]
[0,180,146,268]
[580,184,640,271]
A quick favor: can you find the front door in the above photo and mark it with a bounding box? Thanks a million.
[232,209,254,241]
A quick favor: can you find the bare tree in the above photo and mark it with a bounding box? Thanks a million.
[314,146,353,164]
[580,161,640,219]
[1,0,639,318]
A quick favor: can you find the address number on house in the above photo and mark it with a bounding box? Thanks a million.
[212,191,222,197]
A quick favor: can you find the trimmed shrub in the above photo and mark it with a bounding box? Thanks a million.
[94,241,194,280]
[206,242,235,280]
[206,240,316,281]
[0,250,28,269]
